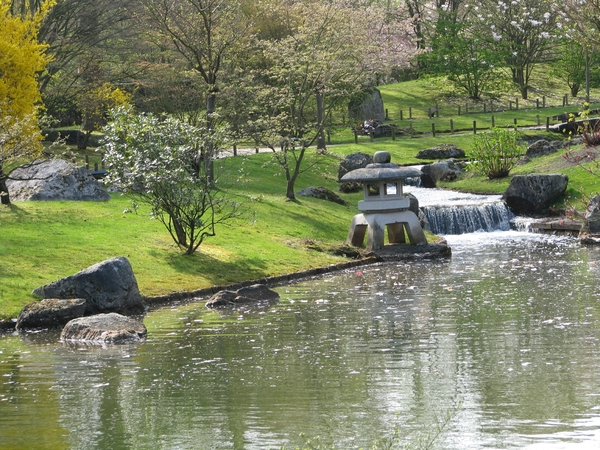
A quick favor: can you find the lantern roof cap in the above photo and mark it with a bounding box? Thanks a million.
[340,151,422,183]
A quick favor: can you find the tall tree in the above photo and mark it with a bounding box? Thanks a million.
[479,0,559,99]
[0,0,53,205]
[34,0,139,125]
[228,0,375,200]
[422,14,502,98]
[141,0,252,182]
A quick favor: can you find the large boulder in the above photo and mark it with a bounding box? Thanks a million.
[16,298,86,330]
[348,88,385,123]
[338,152,373,180]
[503,174,568,215]
[297,186,346,205]
[206,284,280,309]
[60,313,147,343]
[525,139,564,158]
[32,257,144,315]
[416,144,465,160]
[579,194,600,244]
[6,159,110,201]
[420,159,464,188]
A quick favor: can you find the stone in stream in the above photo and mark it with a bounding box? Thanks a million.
[60,313,147,343]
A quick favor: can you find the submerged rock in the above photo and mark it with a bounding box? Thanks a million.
[60,313,146,343]
[206,284,280,309]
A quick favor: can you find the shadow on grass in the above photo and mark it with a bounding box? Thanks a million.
[148,249,270,286]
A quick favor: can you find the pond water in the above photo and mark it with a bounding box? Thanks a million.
[3,231,600,448]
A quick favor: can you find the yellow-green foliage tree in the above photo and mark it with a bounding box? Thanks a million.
[0,0,54,204]
[77,82,131,149]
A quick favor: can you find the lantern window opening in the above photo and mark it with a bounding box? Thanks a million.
[367,184,380,197]
[385,182,398,196]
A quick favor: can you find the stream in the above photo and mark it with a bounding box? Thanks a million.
[2,190,600,449]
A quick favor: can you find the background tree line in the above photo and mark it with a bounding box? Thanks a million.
[4,0,600,252]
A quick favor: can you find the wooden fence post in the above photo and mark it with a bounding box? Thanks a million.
[458,105,461,115]
[409,107,412,119]
[431,123,436,137]
[85,155,89,170]
[473,120,477,134]
[546,116,550,131]
[537,115,540,126]
[400,110,403,121]
[385,108,389,120]
[515,98,519,110]
[491,116,495,128]
[450,119,454,134]
[513,118,518,131]
[233,143,237,157]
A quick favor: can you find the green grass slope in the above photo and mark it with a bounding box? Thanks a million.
[3,74,600,320]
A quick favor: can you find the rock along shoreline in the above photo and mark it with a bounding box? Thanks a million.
[0,243,450,330]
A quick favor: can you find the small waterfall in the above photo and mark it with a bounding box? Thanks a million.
[421,202,514,235]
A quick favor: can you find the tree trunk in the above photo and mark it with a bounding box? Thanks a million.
[285,146,307,200]
[571,83,580,97]
[205,93,216,185]
[511,68,528,99]
[316,90,326,151]
[171,216,188,248]
[0,172,10,205]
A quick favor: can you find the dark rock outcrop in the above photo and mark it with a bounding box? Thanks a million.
[60,313,146,343]
[338,152,373,181]
[416,144,465,160]
[348,88,385,123]
[32,257,144,315]
[420,159,464,188]
[297,186,346,205]
[525,139,564,158]
[206,284,280,309]
[6,159,110,201]
[503,174,568,215]
[16,298,86,330]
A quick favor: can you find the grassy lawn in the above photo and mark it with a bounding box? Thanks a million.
[0,152,366,320]
[3,74,600,321]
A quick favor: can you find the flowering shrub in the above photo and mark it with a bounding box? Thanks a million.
[102,106,239,255]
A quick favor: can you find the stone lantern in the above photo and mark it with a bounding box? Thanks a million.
[340,151,426,251]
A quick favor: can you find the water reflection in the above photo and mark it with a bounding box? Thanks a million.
[2,233,600,449]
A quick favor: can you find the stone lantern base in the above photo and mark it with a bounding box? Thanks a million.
[346,210,427,251]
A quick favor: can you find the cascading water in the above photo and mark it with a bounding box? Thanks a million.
[405,186,514,235]
[421,202,513,234]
